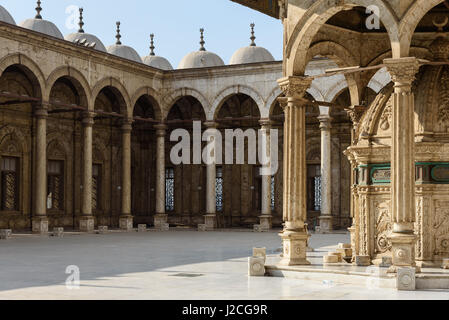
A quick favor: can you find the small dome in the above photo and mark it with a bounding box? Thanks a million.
[19,1,63,39]
[107,22,142,63]
[229,23,274,65]
[229,46,274,65]
[142,34,173,70]
[178,50,224,69]
[143,55,173,70]
[107,44,142,63]
[65,32,107,52]
[0,5,16,25]
[19,18,63,39]
[65,8,106,52]
[178,28,224,69]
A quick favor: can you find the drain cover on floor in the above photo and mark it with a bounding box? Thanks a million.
[170,273,204,278]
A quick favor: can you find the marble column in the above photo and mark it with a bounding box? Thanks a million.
[345,105,366,260]
[32,103,49,233]
[384,57,420,272]
[259,119,273,231]
[154,124,168,228]
[318,115,333,233]
[204,121,218,230]
[79,111,95,232]
[277,76,313,266]
[119,118,133,231]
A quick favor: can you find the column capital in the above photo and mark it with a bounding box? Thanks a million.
[318,115,332,130]
[344,105,366,126]
[34,102,50,118]
[383,57,420,85]
[154,124,168,137]
[203,121,219,129]
[277,76,313,99]
[82,111,95,127]
[259,118,273,129]
[121,118,133,132]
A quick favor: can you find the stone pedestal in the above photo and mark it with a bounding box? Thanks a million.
[279,230,310,266]
[259,215,272,232]
[52,227,64,238]
[253,248,267,262]
[119,216,133,231]
[0,229,12,240]
[248,257,265,277]
[388,233,418,273]
[318,215,333,233]
[442,259,449,269]
[79,216,95,232]
[397,267,416,291]
[138,224,147,232]
[355,255,371,266]
[154,214,168,229]
[97,226,108,234]
[32,216,49,234]
[204,214,217,231]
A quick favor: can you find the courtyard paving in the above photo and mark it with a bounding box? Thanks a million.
[0,229,448,300]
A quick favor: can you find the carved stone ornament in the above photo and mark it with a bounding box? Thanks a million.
[383,57,420,85]
[277,76,313,99]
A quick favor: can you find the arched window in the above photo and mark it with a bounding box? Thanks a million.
[47,160,64,211]
[165,168,175,212]
[1,157,19,211]
[216,167,223,212]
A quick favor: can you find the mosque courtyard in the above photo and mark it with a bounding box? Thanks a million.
[0,230,448,300]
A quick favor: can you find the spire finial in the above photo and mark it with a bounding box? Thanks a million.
[150,34,155,56]
[250,23,256,46]
[35,0,42,19]
[199,28,206,51]
[115,21,122,45]
[78,7,84,33]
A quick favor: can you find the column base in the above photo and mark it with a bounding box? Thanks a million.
[79,216,95,233]
[154,214,168,229]
[204,214,217,230]
[387,232,419,273]
[119,216,133,231]
[32,216,49,234]
[348,225,357,262]
[258,215,272,232]
[278,230,311,266]
[317,215,333,233]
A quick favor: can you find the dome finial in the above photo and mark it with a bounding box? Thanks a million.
[115,21,122,45]
[78,7,84,33]
[35,0,42,19]
[433,17,449,32]
[199,28,206,51]
[150,34,155,56]
[250,23,256,46]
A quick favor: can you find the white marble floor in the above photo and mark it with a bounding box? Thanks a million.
[0,230,448,300]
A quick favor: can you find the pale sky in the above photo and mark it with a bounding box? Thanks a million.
[1,0,283,67]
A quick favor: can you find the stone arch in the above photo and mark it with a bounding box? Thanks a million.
[306,41,360,105]
[163,88,209,121]
[307,84,325,102]
[324,79,349,104]
[286,0,399,75]
[91,77,131,116]
[130,86,162,121]
[45,66,92,106]
[210,85,264,121]
[399,0,444,58]
[267,86,283,118]
[0,53,45,99]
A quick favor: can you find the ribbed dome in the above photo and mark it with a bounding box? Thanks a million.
[178,50,224,69]
[143,55,173,70]
[0,5,15,25]
[65,8,106,52]
[107,44,142,63]
[19,18,63,39]
[65,32,107,52]
[229,46,274,65]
